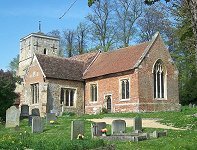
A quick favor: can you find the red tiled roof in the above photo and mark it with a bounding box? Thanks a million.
[36,54,84,81]
[35,52,98,81]
[83,42,150,79]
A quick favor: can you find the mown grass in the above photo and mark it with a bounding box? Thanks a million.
[0,106,196,150]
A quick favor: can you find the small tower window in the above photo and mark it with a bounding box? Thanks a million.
[44,48,47,54]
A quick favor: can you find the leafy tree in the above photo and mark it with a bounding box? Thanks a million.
[75,22,89,54]
[114,0,143,47]
[86,0,116,51]
[0,70,19,120]
[63,29,75,57]
[171,1,197,105]
[137,4,173,43]
[8,54,19,76]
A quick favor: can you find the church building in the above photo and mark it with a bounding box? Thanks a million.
[18,32,180,116]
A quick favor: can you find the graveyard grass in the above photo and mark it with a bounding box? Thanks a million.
[0,106,197,150]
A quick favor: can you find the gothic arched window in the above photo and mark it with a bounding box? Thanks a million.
[153,60,166,99]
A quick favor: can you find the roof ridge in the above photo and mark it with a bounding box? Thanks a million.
[133,32,160,68]
[100,41,150,55]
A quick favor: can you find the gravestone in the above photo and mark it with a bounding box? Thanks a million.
[6,106,20,128]
[189,103,192,108]
[46,113,57,124]
[29,108,40,126]
[153,130,167,138]
[133,117,142,132]
[193,104,196,108]
[111,120,126,134]
[20,105,29,118]
[32,116,43,133]
[31,108,40,116]
[50,109,59,116]
[91,122,107,137]
[71,120,85,140]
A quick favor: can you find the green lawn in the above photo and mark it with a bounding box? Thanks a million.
[0,106,197,150]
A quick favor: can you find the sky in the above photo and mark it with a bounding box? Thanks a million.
[0,0,90,71]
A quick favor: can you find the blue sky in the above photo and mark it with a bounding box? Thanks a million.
[0,0,90,70]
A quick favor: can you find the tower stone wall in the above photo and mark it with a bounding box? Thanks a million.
[18,32,60,78]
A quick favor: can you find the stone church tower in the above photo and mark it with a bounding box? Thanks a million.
[16,32,60,97]
[18,32,60,78]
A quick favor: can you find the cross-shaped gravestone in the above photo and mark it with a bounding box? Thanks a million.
[111,119,126,134]
[91,122,106,137]
[6,106,20,128]
[71,120,85,140]
[32,116,43,133]
[133,117,142,132]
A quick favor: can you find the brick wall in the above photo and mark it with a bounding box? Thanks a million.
[85,70,140,114]
[138,36,180,112]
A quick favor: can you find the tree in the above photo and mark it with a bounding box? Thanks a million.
[75,22,89,54]
[8,54,19,76]
[0,70,19,120]
[171,0,197,105]
[63,29,75,57]
[86,0,115,51]
[137,4,173,43]
[114,0,143,47]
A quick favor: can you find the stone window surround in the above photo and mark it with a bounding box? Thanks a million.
[119,78,130,101]
[89,82,98,103]
[152,59,167,100]
[31,83,39,104]
[60,87,77,107]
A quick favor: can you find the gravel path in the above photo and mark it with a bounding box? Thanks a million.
[87,117,185,130]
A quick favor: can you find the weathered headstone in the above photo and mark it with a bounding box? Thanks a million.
[111,120,126,134]
[133,117,142,132]
[20,105,29,118]
[31,108,40,116]
[91,122,107,137]
[6,106,20,128]
[46,113,57,124]
[71,120,85,140]
[193,104,196,108]
[50,109,59,116]
[152,130,167,138]
[189,103,192,108]
[32,116,43,133]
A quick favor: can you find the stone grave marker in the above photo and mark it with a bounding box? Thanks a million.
[133,117,142,132]
[50,109,59,116]
[111,119,126,134]
[71,120,85,140]
[91,122,107,137]
[193,104,196,108]
[32,116,43,133]
[189,103,192,108]
[28,108,40,126]
[6,106,20,128]
[31,108,40,116]
[20,105,29,118]
[46,113,57,124]
[153,130,167,138]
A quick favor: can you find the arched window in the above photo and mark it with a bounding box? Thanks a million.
[153,60,166,99]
